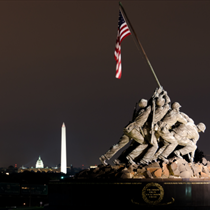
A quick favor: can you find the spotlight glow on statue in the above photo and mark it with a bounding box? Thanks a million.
[61,123,67,174]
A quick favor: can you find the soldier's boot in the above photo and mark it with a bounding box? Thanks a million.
[152,155,158,162]
[139,159,149,166]
[174,150,183,159]
[158,155,169,164]
[126,155,138,168]
[99,155,108,166]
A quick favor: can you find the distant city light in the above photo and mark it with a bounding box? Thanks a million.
[6,172,9,175]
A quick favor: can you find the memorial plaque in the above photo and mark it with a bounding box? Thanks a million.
[142,182,164,205]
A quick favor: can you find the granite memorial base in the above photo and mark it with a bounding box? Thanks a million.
[46,178,210,210]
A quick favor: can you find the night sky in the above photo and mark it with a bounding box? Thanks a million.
[0,1,209,168]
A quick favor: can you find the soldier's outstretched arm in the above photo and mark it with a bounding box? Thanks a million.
[164,92,171,104]
[153,86,163,98]
[157,86,163,94]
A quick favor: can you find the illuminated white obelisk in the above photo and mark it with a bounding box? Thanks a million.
[61,123,67,174]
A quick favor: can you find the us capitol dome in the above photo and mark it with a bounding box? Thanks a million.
[35,156,44,169]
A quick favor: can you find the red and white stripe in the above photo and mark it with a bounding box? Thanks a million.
[114,20,131,79]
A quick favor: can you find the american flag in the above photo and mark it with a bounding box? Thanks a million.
[114,10,131,79]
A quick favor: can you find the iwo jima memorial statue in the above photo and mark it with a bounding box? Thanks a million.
[75,3,209,180]
[75,84,207,179]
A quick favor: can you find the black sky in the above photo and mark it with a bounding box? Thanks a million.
[0,1,209,168]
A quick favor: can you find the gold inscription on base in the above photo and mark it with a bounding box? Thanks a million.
[142,183,164,205]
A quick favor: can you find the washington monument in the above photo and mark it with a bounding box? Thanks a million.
[61,123,67,174]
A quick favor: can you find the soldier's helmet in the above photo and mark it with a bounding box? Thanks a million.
[138,99,148,108]
[197,123,206,133]
[172,102,181,109]
[156,97,165,107]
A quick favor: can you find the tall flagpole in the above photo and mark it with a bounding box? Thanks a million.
[119,2,161,88]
